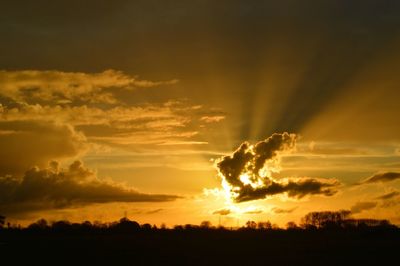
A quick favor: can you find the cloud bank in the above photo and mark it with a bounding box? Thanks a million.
[0,121,87,175]
[0,161,180,214]
[215,133,340,202]
[0,69,226,176]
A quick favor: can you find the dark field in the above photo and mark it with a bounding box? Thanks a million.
[1,228,399,266]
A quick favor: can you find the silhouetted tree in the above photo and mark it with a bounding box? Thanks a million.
[51,220,71,232]
[81,220,93,229]
[141,223,152,231]
[0,215,5,229]
[246,220,257,229]
[112,217,140,233]
[286,221,298,230]
[301,210,351,229]
[173,225,184,230]
[160,223,167,230]
[200,220,212,229]
[28,219,48,230]
[257,221,272,230]
[93,220,107,229]
[342,218,395,229]
[184,224,199,230]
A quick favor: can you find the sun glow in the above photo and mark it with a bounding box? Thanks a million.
[239,173,252,185]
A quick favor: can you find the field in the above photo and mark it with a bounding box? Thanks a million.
[1,226,399,265]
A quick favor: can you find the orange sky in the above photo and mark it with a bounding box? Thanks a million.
[1,1,400,227]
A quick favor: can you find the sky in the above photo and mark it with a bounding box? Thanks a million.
[1,0,400,227]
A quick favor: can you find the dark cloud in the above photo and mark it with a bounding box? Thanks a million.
[272,207,297,214]
[212,209,231,216]
[217,132,296,187]
[235,178,339,203]
[375,191,400,200]
[215,133,339,202]
[361,172,400,184]
[350,201,377,214]
[0,121,87,175]
[0,161,180,215]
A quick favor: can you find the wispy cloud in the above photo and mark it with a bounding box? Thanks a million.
[350,201,377,214]
[0,69,178,104]
[212,208,231,216]
[375,191,400,200]
[272,206,298,214]
[200,115,225,123]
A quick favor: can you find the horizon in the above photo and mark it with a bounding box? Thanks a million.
[1,209,397,230]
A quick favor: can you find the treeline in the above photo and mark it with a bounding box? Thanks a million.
[300,210,396,230]
[0,210,398,233]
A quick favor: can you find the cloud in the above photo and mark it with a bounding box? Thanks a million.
[360,172,400,184]
[212,208,231,216]
[0,69,178,104]
[350,201,377,214]
[375,191,400,208]
[215,133,340,202]
[243,209,263,214]
[145,208,164,214]
[0,120,87,175]
[237,178,339,202]
[131,78,179,88]
[375,191,400,200]
[0,100,224,148]
[0,69,226,160]
[200,115,225,123]
[0,69,227,178]
[0,160,180,215]
[0,102,187,126]
[272,206,297,214]
[304,141,366,155]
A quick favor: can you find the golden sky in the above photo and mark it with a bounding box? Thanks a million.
[1,0,400,227]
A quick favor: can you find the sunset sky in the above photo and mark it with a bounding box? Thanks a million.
[1,0,400,227]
